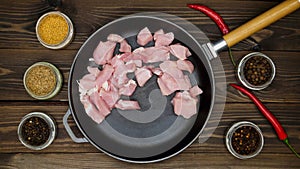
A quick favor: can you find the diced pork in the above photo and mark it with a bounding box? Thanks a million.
[119,79,137,96]
[119,39,132,53]
[177,60,194,73]
[95,64,114,88]
[170,44,192,60]
[172,91,198,119]
[99,83,120,109]
[189,85,203,98]
[81,95,105,124]
[93,41,116,65]
[90,91,111,117]
[155,32,174,47]
[135,67,152,87]
[137,27,153,46]
[107,34,124,43]
[87,66,100,76]
[115,100,141,110]
[153,29,164,40]
[157,73,178,96]
[132,46,170,63]
[159,61,191,91]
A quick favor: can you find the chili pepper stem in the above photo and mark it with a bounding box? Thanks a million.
[283,138,300,158]
[228,47,236,67]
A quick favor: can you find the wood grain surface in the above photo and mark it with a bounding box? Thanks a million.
[0,0,300,168]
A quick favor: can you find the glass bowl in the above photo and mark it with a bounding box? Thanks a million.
[36,11,74,49]
[226,121,264,159]
[17,112,56,150]
[23,62,63,100]
[237,52,276,90]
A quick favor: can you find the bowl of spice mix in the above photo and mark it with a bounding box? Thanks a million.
[23,62,63,100]
[18,112,56,150]
[36,11,74,49]
[237,52,276,90]
[226,121,264,159]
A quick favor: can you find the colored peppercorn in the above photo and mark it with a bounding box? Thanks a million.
[231,126,260,155]
[21,117,50,146]
[244,56,272,86]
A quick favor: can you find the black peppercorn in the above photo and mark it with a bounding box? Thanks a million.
[243,56,272,86]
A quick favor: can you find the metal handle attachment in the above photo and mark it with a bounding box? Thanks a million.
[63,109,88,143]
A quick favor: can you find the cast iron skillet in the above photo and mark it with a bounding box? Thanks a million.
[66,13,220,163]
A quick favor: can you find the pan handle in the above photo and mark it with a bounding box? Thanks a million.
[222,0,300,48]
[63,109,88,143]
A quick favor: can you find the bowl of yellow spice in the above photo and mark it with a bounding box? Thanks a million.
[24,62,63,100]
[36,11,74,49]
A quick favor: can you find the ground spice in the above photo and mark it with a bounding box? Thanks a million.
[25,65,57,96]
[231,126,260,155]
[21,117,50,146]
[244,56,272,86]
[38,14,69,45]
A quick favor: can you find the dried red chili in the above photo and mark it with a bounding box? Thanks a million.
[187,4,229,35]
[230,83,300,158]
[187,4,236,66]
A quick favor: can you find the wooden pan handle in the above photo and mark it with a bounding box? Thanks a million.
[223,0,300,48]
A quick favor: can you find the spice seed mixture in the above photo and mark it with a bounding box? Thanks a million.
[38,14,69,45]
[25,65,57,96]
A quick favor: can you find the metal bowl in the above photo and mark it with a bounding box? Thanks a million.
[23,62,63,100]
[36,11,74,49]
[226,121,264,159]
[17,112,57,150]
[237,52,276,90]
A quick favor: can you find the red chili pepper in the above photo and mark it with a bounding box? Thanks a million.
[187,4,237,66]
[230,83,300,158]
[187,4,229,35]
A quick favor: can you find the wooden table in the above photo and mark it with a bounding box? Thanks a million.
[1,0,299,168]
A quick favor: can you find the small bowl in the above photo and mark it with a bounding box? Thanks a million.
[226,121,264,159]
[237,52,276,90]
[18,112,56,150]
[36,11,74,49]
[23,62,63,100]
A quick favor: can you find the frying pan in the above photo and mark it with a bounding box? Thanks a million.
[64,0,300,163]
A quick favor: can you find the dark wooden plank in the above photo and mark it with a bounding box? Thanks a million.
[0,152,299,168]
[0,50,299,102]
[0,0,299,50]
[1,102,299,156]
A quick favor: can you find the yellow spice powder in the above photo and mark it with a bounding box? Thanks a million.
[25,65,57,96]
[38,14,69,45]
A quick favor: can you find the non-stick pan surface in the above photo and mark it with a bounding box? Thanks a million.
[68,13,218,163]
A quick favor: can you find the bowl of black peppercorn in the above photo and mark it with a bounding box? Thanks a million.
[18,112,56,150]
[226,121,264,159]
[237,52,276,90]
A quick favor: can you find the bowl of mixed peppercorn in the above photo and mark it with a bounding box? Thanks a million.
[237,52,276,90]
[18,112,56,150]
[226,121,264,159]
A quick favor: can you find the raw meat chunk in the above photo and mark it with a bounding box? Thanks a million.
[137,27,153,46]
[189,85,203,98]
[177,60,194,73]
[107,34,124,43]
[93,41,116,65]
[155,32,174,47]
[135,67,152,87]
[172,91,198,119]
[170,44,192,60]
[115,100,141,110]
[119,79,137,96]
